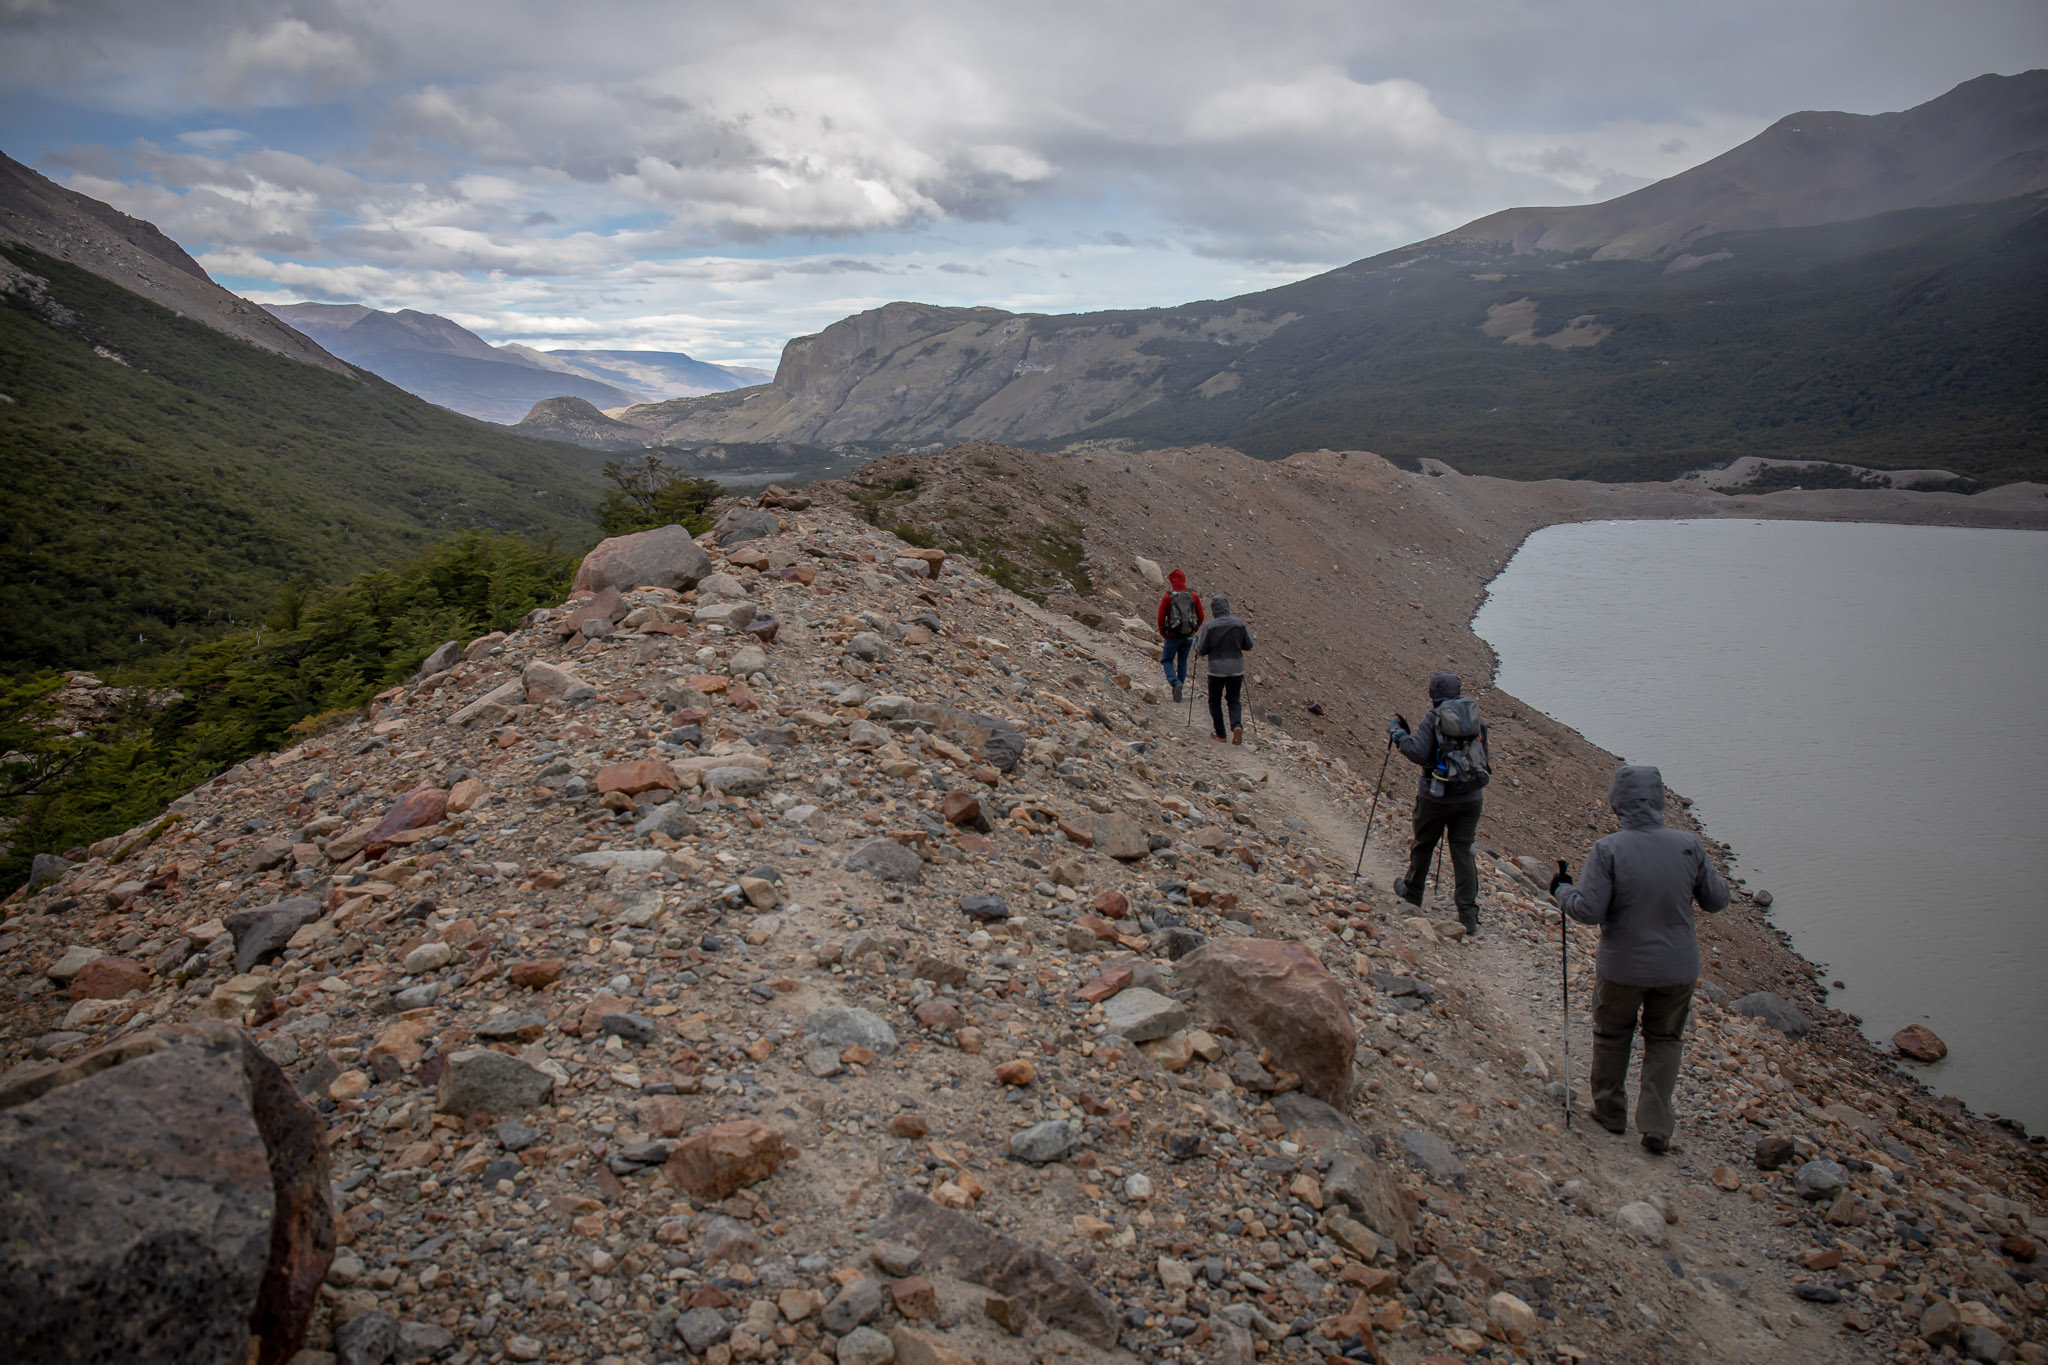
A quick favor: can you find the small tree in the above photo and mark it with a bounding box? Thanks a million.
[596,455,723,537]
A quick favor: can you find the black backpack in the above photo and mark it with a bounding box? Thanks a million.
[1429,697,1490,795]
[1165,589,1199,635]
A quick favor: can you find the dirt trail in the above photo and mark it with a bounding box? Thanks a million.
[1210,728,1934,1365]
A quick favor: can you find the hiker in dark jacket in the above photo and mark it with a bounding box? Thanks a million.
[1155,569,1205,702]
[1387,672,1488,934]
[1553,764,1730,1153]
[1191,593,1253,744]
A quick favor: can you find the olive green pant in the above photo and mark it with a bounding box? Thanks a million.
[1590,977,1695,1140]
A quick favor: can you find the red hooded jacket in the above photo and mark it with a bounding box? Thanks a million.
[1157,570,1206,637]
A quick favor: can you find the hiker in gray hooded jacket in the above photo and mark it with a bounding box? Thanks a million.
[1387,672,1488,934]
[1191,594,1253,744]
[1553,764,1730,1153]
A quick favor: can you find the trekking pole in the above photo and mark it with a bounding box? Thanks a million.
[1185,653,1203,729]
[1353,736,1395,880]
[1560,904,1573,1130]
[1431,840,1445,911]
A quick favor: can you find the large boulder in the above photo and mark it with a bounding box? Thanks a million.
[1176,938,1356,1107]
[845,837,924,885]
[1730,991,1813,1040]
[872,1193,1118,1346]
[224,897,324,975]
[571,524,712,593]
[0,1021,334,1365]
[714,507,782,546]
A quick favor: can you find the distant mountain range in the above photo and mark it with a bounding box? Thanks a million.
[0,156,609,670]
[264,303,767,424]
[631,70,2048,484]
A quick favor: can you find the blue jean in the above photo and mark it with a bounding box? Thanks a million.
[1160,636,1192,685]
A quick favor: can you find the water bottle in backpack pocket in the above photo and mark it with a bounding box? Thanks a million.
[1428,696,1491,797]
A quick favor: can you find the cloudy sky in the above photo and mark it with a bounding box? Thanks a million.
[3,1,2042,367]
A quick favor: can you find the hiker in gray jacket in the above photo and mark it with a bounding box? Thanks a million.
[1191,594,1253,744]
[1387,672,1489,935]
[1553,764,1730,1153]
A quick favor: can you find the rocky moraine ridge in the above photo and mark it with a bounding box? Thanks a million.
[2,497,2042,1365]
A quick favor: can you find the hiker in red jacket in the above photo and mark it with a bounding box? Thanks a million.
[1156,570,1205,702]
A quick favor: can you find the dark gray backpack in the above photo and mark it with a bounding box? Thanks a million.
[1429,697,1490,794]
[1165,589,1199,635]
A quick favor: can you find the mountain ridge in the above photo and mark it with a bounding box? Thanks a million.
[616,71,2048,483]
[0,151,348,374]
[266,302,770,423]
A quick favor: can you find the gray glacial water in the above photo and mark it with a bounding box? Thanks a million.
[1473,518,2048,1133]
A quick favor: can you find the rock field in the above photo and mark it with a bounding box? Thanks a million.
[3,493,2041,1365]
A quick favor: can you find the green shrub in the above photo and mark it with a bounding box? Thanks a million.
[0,530,574,891]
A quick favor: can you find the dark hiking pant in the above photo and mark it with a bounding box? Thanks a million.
[1402,794,1482,915]
[1206,673,1243,737]
[1160,635,1192,686]
[1591,976,1695,1141]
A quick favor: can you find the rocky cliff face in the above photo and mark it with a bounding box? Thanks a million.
[4,481,2040,1363]
[0,152,349,374]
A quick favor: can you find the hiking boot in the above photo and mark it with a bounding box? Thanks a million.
[1641,1134,1671,1156]
[1212,733,1230,743]
[1458,909,1480,938]
[1392,876,1423,908]
[1172,682,1183,702]
[1231,726,1242,745]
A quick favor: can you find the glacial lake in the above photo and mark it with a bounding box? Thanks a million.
[1473,518,2048,1134]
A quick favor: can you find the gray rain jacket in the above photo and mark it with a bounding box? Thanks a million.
[1556,765,1731,986]
[1393,672,1487,805]
[1191,595,1254,677]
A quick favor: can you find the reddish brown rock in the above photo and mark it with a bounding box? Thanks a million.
[1892,1024,1948,1062]
[1077,965,1133,1003]
[664,1120,787,1199]
[887,1276,939,1319]
[939,790,981,827]
[593,761,680,797]
[363,786,446,856]
[995,1060,1036,1087]
[507,959,566,989]
[915,999,968,1032]
[1177,938,1356,1107]
[445,778,487,813]
[1090,890,1129,919]
[67,956,149,1001]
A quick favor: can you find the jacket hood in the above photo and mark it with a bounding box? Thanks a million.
[1428,672,1462,703]
[1608,764,1667,829]
[1209,593,1231,618]
[1168,569,1187,590]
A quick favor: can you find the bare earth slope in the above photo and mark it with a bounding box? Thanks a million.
[0,151,348,374]
[3,493,2040,1365]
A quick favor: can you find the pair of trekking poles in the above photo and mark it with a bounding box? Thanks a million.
[1352,733,1573,1129]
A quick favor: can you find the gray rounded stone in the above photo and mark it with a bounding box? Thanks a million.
[1729,991,1813,1039]
[845,837,923,884]
[1009,1118,1081,1163]
[808,1006,899,1056]
[1794,1158,1848,1201]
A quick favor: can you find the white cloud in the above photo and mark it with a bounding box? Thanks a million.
[198,18,376,105]
[7,0,2042,361]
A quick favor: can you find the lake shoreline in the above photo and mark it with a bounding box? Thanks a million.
[1439,484,2048,1156]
